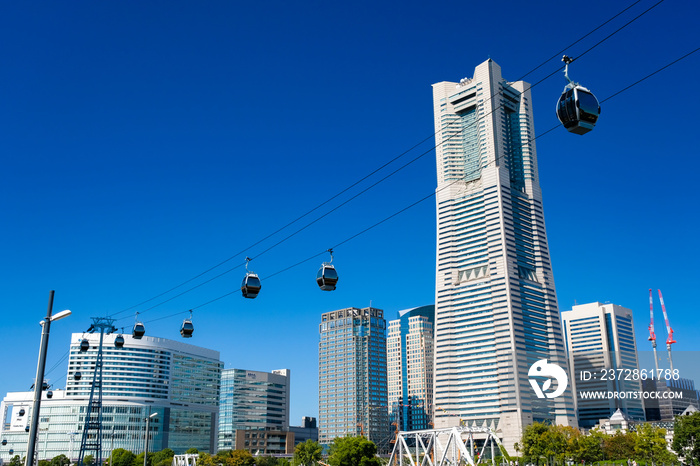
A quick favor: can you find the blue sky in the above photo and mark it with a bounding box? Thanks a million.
[1,0,699,424]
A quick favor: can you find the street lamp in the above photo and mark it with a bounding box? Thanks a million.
[25,291,71,466]
[144,412,158,466]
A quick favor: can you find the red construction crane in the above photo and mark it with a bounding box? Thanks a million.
[657,289,676,371]
[648,289,660,374]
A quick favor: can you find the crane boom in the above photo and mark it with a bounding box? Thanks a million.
[657,289,676,345]
[657,289,676,372]
[648,288,656,343]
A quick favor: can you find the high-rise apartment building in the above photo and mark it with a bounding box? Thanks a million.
[0,333,221,463]
[217,368,291,453]
[387,305,434,432]
[318,307,389,453]
[432,60,576,449]
[562,302,646,427]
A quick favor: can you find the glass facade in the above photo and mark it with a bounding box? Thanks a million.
[387,305,434,432]
[0,333,221,463]
[217,368,290,452]
[318,307,389,453]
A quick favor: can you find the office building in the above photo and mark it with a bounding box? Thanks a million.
[319,307,389,453]
[387,305,434,432]
[217,368,291,453]
[0,333,221,464]
[289,417,318,447]
[432,60,577,449]
[643,377,700,422]
[562,302,646,427]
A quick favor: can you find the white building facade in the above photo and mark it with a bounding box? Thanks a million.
[562,302,646,427]
[432,59,576,450]
[0,333,221,464]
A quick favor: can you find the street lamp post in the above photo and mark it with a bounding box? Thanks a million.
[144,412,157,466]
[25,291,71,466]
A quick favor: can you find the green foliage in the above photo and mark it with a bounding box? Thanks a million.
[134,451,155,466]
[185,448,199,455]
[327,436,381,466]
[50,454,71,466]
[570,429,604,463]
[196,452,215,466]
[84,454,95,466]
[671,412,700,463]
[9,455,24,466]
[38,460,51,466]
[632,423,676,464]
[224,450,254,466]
[294,439,323,466]
[152,448,175,466]
[604,431,636,460]
[520,422,551,464]
[110,448,137,466]
[254,456,281,466]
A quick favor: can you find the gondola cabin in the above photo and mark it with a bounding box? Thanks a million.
[241,272,261,299]
[114,334,125,348]
[133,322,145,339]
[316,264,339,291]
[556,85,600,135]
[79,339,90,352]
[180,319,194,338]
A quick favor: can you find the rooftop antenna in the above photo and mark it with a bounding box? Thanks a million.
[648,289,660,374]
[657,289,676,372]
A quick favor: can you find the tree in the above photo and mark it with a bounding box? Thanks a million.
[672,411,700,464]
[152,448,175,466]
[632,423,676,464]
[50,454,71,466]
[570,429,604,463]
[110,448,136,466]
[9,455,23,466]
[254,457,280,466]
[327,436,381,466]
[185,448,199,455]
[603,431,635,460]
[519,422,550,465]
[134,451,155,466]
[83,454,95,466]
[224,450,254,466]
[294,439,323,466]
[196,452,215,466]
[38,460,50,466]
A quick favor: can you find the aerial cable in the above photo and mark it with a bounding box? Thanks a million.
[112,0,666,317]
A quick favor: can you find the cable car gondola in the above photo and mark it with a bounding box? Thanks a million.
[114,334,125,348]
[79,339,90,352]
[556,55,600,135]
[74,372,82,381]
[241,257,261,299]
[180,310,194,338]
[47,390,53,399]
[316,249,339,291]
[18,409,25,416]
[132,313,145,339]
[1,439,6,446]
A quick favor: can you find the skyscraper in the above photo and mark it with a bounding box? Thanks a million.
[387,305,434,432]
[562,302,645,427]
[318,307,389,453]
[218,368,291,452]
[432,59,576,449]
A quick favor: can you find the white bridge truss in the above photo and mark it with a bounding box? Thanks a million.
[172,454,199,466]
[388,426,507,466]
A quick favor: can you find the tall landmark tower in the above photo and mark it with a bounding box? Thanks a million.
[432,59,576,449]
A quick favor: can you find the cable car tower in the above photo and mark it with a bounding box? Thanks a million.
[76,317,118,466]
